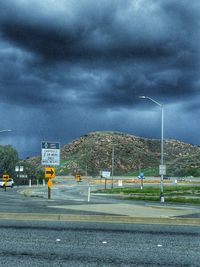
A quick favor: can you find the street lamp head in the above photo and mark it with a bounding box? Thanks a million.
[0,129,12,133]
[139,96,162,107]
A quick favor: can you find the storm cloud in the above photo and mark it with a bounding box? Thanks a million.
[0,0,200,157]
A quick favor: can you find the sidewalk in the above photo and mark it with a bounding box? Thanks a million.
[0,203,200,226]
[50,202,200,218]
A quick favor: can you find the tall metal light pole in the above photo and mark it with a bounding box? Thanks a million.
[111,144,114,189]
[139,96,165,202]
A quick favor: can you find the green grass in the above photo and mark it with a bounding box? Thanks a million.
[125,166,159,177]
[99,187,160,194]
[95,185,200,204]
[97,185,200,194]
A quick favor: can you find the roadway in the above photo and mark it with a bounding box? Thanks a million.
[0,220,199,266]
[1,179,200,221]
[0,180,200,266]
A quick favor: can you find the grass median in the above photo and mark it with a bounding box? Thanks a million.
[94,185,200,204]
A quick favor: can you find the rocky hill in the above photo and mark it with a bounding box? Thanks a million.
[26,131,200,176]
[57,131,200,176]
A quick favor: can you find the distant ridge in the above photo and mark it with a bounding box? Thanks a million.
[26,131,200,176]
[57,131,200,176]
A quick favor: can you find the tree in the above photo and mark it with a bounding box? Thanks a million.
[0,145,18,177]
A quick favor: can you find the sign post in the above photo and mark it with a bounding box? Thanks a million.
[88,183,91,202]
[47,179,53,199]
[3,174,9,180]
[45,167,55,179]
[139,172,145,190]
[41,141,60,200]
[3,174,9,191]
[45,167,55,200]
[159,165,166,175]
[41,141,60,166]
[75,174,81,183]
[100,171,111,190]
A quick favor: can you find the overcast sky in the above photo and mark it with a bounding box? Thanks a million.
[0,0,200,158]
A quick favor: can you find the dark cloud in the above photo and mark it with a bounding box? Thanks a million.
[0,0,199,157]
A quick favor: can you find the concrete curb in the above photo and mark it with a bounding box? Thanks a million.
[0,212,199,226]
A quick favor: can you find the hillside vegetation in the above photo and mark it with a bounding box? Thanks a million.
[54,131,200,176]
[25,131,200,177]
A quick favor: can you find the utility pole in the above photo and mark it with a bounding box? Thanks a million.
[111,144,114,189]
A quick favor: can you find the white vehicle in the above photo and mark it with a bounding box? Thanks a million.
[0,178,14,188]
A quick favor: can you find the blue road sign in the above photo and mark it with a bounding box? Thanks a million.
[41,141,60,149]
[139,172,144,179]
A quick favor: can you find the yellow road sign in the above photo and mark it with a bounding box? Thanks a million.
[47,179,53,188]
[45,167,55,178]
[75,174,81,181]
[3,174,9,181]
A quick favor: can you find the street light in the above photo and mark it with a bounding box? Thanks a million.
[139,96,165,202]
[111,144,115,189]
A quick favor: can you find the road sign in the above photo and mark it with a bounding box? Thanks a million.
[15,166,19,172]
[15,166,24,172]
[45,167,55,178]
[75,174,81,181]
[100,171,111,178]
[41,141,60,166]
[139,172,144,179]
[159,165,166,175]
[47,179,53,188]
[3,174,9,181]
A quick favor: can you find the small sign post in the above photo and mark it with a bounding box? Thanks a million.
[159,165,166,175]
[100,171,111,190]
[88,183,91,202]
[138,172,144,190]
[3,174,9,191]
[41,141,60,166]
[45,167,55,179]
[75,174,81,183]
[3,174,9,181]
[41,141,60,200]
[45,167,55,200]
[47,179,53,199]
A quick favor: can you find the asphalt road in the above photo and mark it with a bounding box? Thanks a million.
[0,186,114,215]
[0,182,199,266]
[0,220,199,267]
[1,182,200,219]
